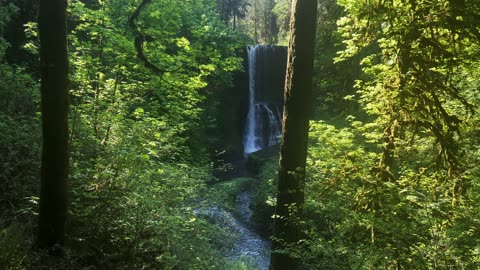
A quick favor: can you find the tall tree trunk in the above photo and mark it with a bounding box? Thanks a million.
[269,0,317,269]
[233,13,237,30]
[37,0,69,250]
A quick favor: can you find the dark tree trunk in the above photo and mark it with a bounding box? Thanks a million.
[269,0,317,269]
[37,0,69,249]
[233,13,237,30]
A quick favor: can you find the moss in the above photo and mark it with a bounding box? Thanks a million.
[250,159,278,237]
[205,177,256,210]
[246,144,280,173]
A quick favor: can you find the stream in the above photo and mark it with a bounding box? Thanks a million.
[194,191,270,269]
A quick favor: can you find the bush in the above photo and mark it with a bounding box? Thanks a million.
[0,223,27,270]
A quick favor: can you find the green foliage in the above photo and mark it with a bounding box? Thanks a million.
[4,0,480,268]
[0,63,40,209]
[0,4,18,54]
[272,0,292,45]
[69,160,226,269]
[292,2,480,267]
[0,224,27,270]
[61,0,249,268]
[241,0,278,44]
[225,256,262,270]
[215,0,249,29]
[336,0,480,171]
[312,0,365,120]
[0,66,39,116]
[0,115,40,211]
[0,6,40,270]
[2,0,249,268]
[250,158,278,236]
[301,118,480,269]
[0,0,40,221]
[205,177,255,210]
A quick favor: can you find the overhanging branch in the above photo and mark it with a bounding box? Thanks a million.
[128,0,179,74]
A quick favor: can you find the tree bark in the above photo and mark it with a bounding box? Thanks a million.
[38,0,69,249]
[269,0,317,269]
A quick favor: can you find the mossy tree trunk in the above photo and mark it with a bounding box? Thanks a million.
[38,0,69,249]
[269,0,317,269]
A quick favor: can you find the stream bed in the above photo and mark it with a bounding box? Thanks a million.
[195,191,270,269]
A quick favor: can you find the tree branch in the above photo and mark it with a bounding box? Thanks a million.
[128,0,179,74]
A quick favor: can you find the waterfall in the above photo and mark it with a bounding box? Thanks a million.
[244,46,260,154]
[243,45,286,156]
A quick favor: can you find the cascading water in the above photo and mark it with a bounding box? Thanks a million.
[243,45,286,156]
[244,46,260,154]
[258,103,282,147]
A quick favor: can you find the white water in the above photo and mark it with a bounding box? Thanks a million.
[259,103,282,147]
[244,46,261,154]
[194,192,270,269]
[243,46,282,156]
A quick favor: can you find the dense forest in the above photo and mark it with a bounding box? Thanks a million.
[1,0,480,269]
